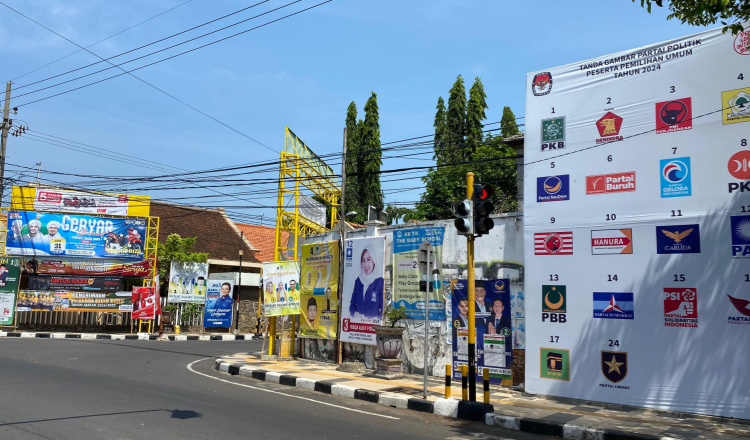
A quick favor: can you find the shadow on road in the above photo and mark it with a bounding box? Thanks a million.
[0,409,202,427]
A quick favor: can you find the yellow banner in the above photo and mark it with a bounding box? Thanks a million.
[299,241,339,339]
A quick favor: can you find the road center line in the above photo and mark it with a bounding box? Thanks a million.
[186,358,400,420]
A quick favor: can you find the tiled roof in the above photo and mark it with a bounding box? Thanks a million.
[150,202,260,264]
[235,223,289,263]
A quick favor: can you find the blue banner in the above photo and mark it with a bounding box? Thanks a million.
[6,211,146,260]
[392,227,445,320]
[203,280,234,327]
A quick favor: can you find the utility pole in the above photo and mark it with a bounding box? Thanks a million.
[1,82,12,208]
[336,126,347,365]
[466,172,477,401]
[235,231,243,335]
[35,162,42,183]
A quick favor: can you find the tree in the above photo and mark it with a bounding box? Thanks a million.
[466,77,488,158]
[344,102,360,219]
[433,97,448,165]
[500,106,520,138]
[156,234,209,290]
[633,0,750,35]
[446,75,467,163]
[358,92,384,221]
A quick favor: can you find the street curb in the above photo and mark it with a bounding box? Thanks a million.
[0,331,260,341]
[212,360,676,440]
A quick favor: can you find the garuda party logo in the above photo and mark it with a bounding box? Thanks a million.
[532,72,552,96]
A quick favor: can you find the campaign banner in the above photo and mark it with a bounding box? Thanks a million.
[0,257,21,325]
[340,236,385,345]
[203,280,234,327]
[168,261,208,304]
[6,211,146,259]
[451,279,512,384]
[299,241,339,339]
[27,275,122,292]
[22,258,151,277]
[33,188,131,215]
[131,287,160,319]
[16,290,132,312]
[262,261,301,317]
[392,227,445,320]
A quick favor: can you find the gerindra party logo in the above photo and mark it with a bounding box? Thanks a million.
[660,157,692,198]
[532,72,552,96]
[655,98,692,134]
[664,288,698,328]
[596,112,623,144]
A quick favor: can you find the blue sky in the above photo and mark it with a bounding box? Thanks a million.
[0,0,710,225]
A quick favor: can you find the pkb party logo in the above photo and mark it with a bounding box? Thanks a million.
[536,175,570,202]
[660,157,691,198]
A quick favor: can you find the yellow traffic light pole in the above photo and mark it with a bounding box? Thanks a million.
[466,172,477,401]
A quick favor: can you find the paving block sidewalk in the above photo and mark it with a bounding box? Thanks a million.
[215,353,750,440]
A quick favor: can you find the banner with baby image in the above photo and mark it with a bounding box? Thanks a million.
[261,261,301,316]
[299,240,339,339]
[340,236,385,346]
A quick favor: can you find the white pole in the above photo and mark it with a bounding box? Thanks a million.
[423,243,431,399]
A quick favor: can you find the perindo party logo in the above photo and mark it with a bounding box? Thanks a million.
[534,232,573,255]
[600,351,628,386]
[730,215,750,259]
[595,112,623,144]
[593,292,634,319]
[728,151,750,194]
[542,285,567,323]
[591,229,633,255]
[537,175,570,202]
[735,29,750,55]
[656,224,700,254]
[540,347,569,381]
[722,87,750,125]
[586,171,636,195]
[532,72,553,96]
[655,98,693,134]
[663,288,698,328]
[660,157,692,198]
[541,117,565,151]
[727,295,750,325]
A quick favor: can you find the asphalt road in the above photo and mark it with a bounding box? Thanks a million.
[0,338,548,440]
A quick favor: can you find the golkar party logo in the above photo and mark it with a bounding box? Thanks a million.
[655,98,692,134]
[728,294,750,325]
[593,292,634,319]
[532,72,552,96]
[656,224,700,254]
[730,215,750,259]
[722,87,750,125]
[664,288,698,328]
[660,157,692,198]
[541,117,565,151]
[600,351,628,387]
[536,175,570,202]
[586,171,636,195]
[534,232,573,255]
[591,229,633,255]
[595,111,623,144]
[728,150,750,194]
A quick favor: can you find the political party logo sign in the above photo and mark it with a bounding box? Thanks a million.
[541,117,565,151]
[532,72,552,96]
[660,157,692,198]
[5,211,146,259]
[593,292,634,319]
[27,275,122,292]
[536,175,570,202]
[727,151,750,194]
[656,224,700,254]
[601,351,628,385]
[596,111,623,143]
[393,227,445,320]
[23,258,151,277]
[0,257,21,325]
[167,262,208,304]
[722,87,750,125]
[542,285,566,323]
[735,29,750,55]
[655,98,692,133]
[33,189,133,216]
[728,295,750,325]
[202,280,234,327]
[262,261,301,316]
[540,347,570,381]
[730,215,750,259]
[341,236,385,346]
[300,240,339,339]
[591,229,633,255]
[534,232,573,255]
[663,288,698,328]
[586,172,636,195]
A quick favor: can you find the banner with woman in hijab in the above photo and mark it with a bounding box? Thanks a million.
[340,236,385,345]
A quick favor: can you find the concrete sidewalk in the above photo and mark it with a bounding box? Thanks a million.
[215,353,750,440]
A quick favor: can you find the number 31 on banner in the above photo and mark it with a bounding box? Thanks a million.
[50,238,66,255]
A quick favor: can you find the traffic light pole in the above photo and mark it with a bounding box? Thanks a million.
[465,172,477,401]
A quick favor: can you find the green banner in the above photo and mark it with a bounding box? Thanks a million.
[0,257,21,325]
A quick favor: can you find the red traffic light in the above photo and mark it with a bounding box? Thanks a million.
[474,184,494,200]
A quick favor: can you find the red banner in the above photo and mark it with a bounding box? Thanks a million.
[23,258,151,277]
[131,286,160,320]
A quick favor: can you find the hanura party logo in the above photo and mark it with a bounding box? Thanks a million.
[591,229,633,255]
[722,87,750,125]
[663,288,698,328]
[534,232,573,255]
[536,175,570,202]
[660,157,692,198]
[532,72,553,96]
[655,98,692,134]
[595,112,623,144]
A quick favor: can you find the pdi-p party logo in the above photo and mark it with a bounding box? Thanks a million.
[660,157,691,198]
[655,98,692,134]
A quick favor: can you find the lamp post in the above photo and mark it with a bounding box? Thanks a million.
[235,231,243,335]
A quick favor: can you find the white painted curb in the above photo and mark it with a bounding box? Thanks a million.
[198,335,210,341]
[174,335,187,341]
[331,384,357,399]
[296,378,316,390]
[239,366,256,377]
[81,333,96,339]
[265,372,282,383]
[51,333,67,338]
[218,362,229,373]
[21,332,35,338]
[434,398,459,418]
[378,393,409,409]
[486,413,521,431]
[563,424,605,440]
[137,333,150,340]
[111,334,125,340]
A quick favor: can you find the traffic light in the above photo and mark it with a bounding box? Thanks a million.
[473,183,495,237]
[454,199,473,236]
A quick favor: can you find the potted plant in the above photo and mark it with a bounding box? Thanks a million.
[374,304,409,359]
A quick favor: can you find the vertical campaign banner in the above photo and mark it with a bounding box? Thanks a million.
[168,261,209,303]
[451,279,512,384]
[392,226,445,320]
[340,236,385,345]
[299,241,339,339]
[131,287,160,320]
[262,261,301,317]
[203,280,234,327]
[0,257,21,325]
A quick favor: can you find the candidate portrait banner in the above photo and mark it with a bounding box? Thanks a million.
[262,261,301,317]
[6,211,146,259]
[27,275,122,292]
[17,290,132,312]
[340,236,385,346]
[168,261,208,303]
[131,286,160,319]
[0,257,21,325]
[392,226,445,320]
[451,279,512,384]
[203,280,234,327]
[22,258,152,277]
[299,241,339,339]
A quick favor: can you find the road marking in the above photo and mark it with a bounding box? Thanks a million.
[186,358,400,420]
